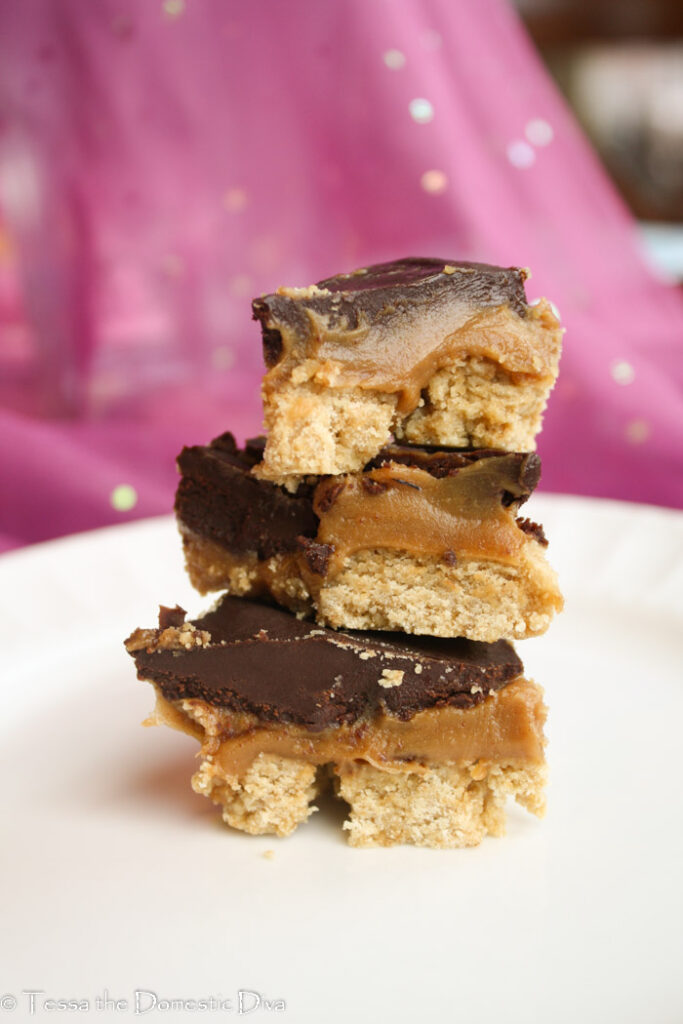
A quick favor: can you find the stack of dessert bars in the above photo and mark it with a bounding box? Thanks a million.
[126,258,563,848]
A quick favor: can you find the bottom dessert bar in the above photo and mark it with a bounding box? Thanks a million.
[125,597,547,849]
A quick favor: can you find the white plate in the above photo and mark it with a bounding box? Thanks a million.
[1,496,682,1024]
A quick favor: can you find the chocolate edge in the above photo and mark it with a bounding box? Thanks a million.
[126,597,524,730]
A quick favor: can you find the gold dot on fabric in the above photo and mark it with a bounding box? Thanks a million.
[383,49,405,70]
[409,98,434,124]
[111,484,138,512]
[507,140,535,168]
[525,119,554,147]
[162,0,185,18]
[421,169,448,194]
[625,419,650,444]
[611,360,635,385]
[211,346,235,371]
[223,188,248,212]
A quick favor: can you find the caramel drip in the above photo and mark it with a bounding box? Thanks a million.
[152,677,546,777]
[266,301,560,414]
[312,459,525,577]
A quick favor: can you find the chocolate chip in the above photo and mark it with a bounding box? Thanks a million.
[442,549,458,566]
[317,480,346,512]
[516,517,548,546]
[297,537,335,575]
[419,386,433,411]
[244,436,266,462]
[261,326,283,368]
[361,477,389,496]
[520,453,542,493]
[158,605,187,629]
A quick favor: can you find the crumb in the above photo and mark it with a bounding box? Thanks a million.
[124,623,211,654]
[262,849,275,861]
[379,669,405,689]
[276,284,331,299]
[414,664,423,675]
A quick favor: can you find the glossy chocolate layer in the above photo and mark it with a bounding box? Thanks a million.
[126,597,524,731]
[253,258,529,341]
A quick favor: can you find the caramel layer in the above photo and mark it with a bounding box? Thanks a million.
[150,676,546,777]
[311,457,529,578]
[264,302,561,414]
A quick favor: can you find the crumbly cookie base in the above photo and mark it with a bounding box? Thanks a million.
[255,380,397,489]
[193,754,545,847]
[257,355,559,487]
[192,752,320,837]
[336,760,547,848]
[180,530,311,610]
[185,748,544,847]
[181,531,563,641]
[315,545,562,641]
[396,354,555,452]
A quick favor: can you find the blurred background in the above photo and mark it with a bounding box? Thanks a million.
[0,0,681,551]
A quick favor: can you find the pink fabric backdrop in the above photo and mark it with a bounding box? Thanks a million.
[0,0,681,552]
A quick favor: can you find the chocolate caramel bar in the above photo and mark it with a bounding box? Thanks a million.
[252,257,562,485]
[175,434,563,642]
[125,598,547,848]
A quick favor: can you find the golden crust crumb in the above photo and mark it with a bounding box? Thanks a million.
[379,669,405,689]
[125,623,211,654]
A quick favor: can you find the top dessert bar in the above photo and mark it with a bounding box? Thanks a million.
[252,257,563,485]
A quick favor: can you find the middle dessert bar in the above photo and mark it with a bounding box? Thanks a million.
[175,433,563,642]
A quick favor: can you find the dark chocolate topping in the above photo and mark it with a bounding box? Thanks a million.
[175,435,542,557]
[127,597,523,730]
[318,258,527,312]
[175,432,318,559]
[252,258,528,336]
